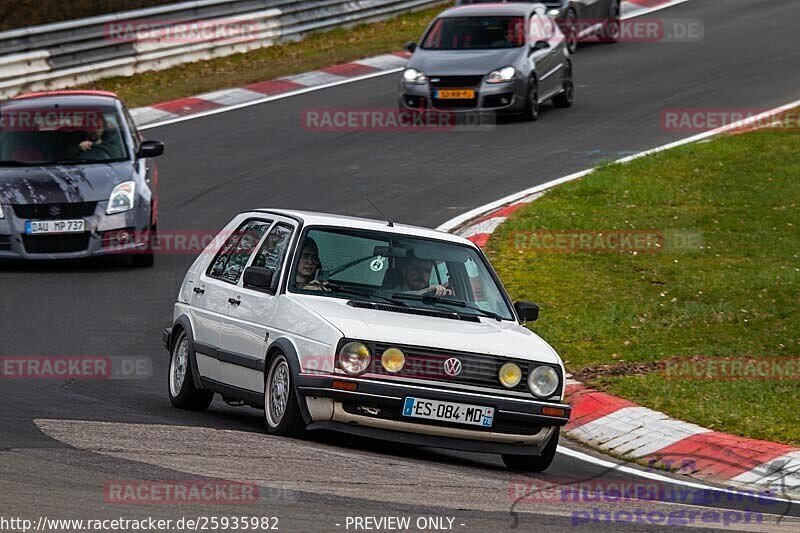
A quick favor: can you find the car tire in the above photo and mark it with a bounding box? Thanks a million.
[501,428,559,472]
[168,330,214,410]
[603,1,621,43]
[563,9,579,54]
[521,78,540,122]
[552,63,574,108]
[264,351,306,437]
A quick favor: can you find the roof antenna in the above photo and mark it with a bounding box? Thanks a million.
[365,197,394,227]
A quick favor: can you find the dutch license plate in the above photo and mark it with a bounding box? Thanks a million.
[436,89,475,99]
[402,397,494,427]
[25,219,86,234]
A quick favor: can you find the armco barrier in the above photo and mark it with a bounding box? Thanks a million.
[0,0,446,98]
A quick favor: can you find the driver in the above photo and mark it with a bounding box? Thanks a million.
[394,257,452,297]
[70,113,123,160]
[295,238,330,291]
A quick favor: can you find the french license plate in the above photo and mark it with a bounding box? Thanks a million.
[25,219,86,234]
[402,397,494,427]
[436,89,475,99]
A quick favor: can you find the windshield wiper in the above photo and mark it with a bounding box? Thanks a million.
[326,285,408,307]
[391,293,503,321]
[0,160,38,166]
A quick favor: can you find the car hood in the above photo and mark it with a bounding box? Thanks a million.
[291,294,561,365]
[0,162,135,204]
[408,48,522,76]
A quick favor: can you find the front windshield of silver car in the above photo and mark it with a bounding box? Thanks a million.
[288,227,515,321]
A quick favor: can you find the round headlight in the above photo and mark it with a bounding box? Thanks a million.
[338,342,371,375]
[528,365,560,398]
[498,362,522,388]
[402,68,427,84]
[381,348,406,373]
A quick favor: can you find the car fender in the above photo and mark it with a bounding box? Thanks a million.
[266,337,313,423]
[171,314,205,391]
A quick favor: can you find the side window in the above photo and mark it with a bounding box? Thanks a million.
[252,224,294,279]
[207,219,272,284]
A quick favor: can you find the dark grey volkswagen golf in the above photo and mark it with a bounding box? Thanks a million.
[0,90,164,266]
[399,3,573,120]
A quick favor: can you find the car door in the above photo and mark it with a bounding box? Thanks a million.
[219,218,296,393]
[192,216,272,384]
[529,11,563,99]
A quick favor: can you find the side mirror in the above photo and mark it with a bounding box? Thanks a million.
[531,40,550,53]
[404,41,417,53]
[137,140,164,159]
[514,301,539,323]
[243,266,274,291]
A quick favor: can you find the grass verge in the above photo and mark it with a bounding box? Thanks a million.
[78,3,450,107]
[486,125,800,445]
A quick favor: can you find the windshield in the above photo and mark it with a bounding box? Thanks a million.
[422,16,526,50]
[289,227,515,321]
[0,105,129,165]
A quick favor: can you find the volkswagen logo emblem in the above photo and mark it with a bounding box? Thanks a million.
[48,205,61,217]
[443,357,462,377]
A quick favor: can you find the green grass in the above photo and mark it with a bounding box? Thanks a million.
[78,3,450,107]
[486,126,800,445]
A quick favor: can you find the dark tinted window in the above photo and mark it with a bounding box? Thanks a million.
[207,219,272,283]
[252,224,294,271]
[422,16,525,50]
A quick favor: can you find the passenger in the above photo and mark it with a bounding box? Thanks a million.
[394,257,452,297]
[295,238,329,291]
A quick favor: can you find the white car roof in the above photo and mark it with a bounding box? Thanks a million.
[251,208,478,247]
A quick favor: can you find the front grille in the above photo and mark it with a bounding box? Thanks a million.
[22,233,90,253]
[348,300,480,323]
[0,235,11,251]
[429,75,484,87]
[371,343,543,394]
[12,202,97,220]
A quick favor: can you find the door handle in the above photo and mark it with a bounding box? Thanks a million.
[193,287,205,295]
[228,297,241,306]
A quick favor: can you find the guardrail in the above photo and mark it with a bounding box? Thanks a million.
[0,0,446,99]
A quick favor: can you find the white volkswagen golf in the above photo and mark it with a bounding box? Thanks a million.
[163,209,571,471]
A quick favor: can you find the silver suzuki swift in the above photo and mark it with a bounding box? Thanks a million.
[399,3,574,120]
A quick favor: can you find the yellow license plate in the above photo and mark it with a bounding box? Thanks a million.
[436,89,475,99]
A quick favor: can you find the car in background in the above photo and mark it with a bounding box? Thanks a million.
[399,3,573,120]
[164,209,571,471]
[457,0,621,53]
[0,90,164,266]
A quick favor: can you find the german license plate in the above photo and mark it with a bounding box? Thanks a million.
[402,397,494,427]
[25,219,86,234]
[436,89,475,99]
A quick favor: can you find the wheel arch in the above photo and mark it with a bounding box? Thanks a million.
[265,337,313,423]
[172,314,204,390]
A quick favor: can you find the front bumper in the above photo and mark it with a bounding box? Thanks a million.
[400,78,526,113]
[297,373,570,455]
[0,201,150,260]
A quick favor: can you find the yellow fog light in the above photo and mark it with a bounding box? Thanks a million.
[381,348,406,373]
[498,362,522,388]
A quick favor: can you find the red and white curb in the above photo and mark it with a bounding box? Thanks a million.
[438,99,800,496]
[129,0,690,129]
[130,52,410,127]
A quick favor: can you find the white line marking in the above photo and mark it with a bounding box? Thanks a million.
[556,444,796,504]
[139,67,404,130]
[437,97,800,232]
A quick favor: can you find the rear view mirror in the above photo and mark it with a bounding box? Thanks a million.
[373,246,408,258]
[243,266,274,291]
[531,40,550,52]
[137,140,164,158]
[404,41,417,53]
[514,301,539,323]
